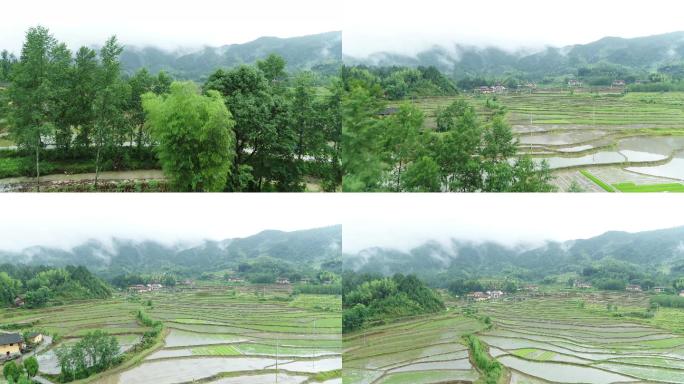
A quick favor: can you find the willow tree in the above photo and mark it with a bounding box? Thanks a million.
[143,82,236,192]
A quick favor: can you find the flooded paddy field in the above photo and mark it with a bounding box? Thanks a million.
[404,92,684,191]
[343,314,483,384]
[1,285,341,384]
[0,297,150,379]
[476,292,684,383]
[93,286,341,384]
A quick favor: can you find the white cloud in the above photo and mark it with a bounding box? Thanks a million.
[343,0,684,57]
[0,194,339,251]
[1,0,341,53]
[340,194,684,253]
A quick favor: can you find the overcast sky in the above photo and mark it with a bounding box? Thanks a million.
[0,0,341,53]
[341,194,684,253]
[0,195,339,251]
[343,0,684,56]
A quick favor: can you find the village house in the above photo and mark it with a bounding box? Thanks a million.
[129,284,150,293]
[487,290,504,299]
[573,280,592,289]
[13,297,24,307]
[299,278,311,284]
[147,283,163,290]
[227,277,245,283]
[25,332,43,346]
[0,333,23,360]
[276,277,291,285]
[492,85,506,93]
[653,286,667,293]
[626,284,642,292]
[612,79,626,87]
[679,291,684,297]
[467,292,489,302]
[568,79,583,87]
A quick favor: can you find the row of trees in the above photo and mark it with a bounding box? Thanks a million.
[342,67,554,192]
[2,356,39,384]
[4,26,341,191]
[6,26,170,188]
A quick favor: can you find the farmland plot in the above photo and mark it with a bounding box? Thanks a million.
[404,92,684,191]
[94,287,341,384]
[343,314,483,384]
[477,294,684,383]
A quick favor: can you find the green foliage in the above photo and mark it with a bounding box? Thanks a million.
[143,81,236,191]
[342,273,444,331]
[580,170,615,192]
[0,271,21,306]
[2,361,23,382]
[23,356,38,378]
[0,264,111,308]
[341,84,554,191]
[55,330,121,382]
[651,295,684,309]
[464,334,503,384]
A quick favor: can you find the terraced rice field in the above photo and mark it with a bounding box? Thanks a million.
[477,292,684,383]
[0,297,149,377]
[0,285,341,384]
[404,92,684,192]
[94,286,341,384]
[343,314,484,384]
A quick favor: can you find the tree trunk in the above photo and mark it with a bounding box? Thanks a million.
[94,141,101,189]
[35,134,40,192]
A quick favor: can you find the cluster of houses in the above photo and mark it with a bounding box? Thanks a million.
[0,332,43,361]
[466,290,505,302]
[226,276,324,285]
[574,281,684,295]
[128,283,164,294]
[475,85,507,94]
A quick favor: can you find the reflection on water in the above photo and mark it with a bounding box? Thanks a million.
[627,155,684,181]
[498,355,631,384]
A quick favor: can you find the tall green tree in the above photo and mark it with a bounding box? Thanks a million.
[48,43,73,151]
[342,86,385,191]
[143,81,236,192]
[128,68,155,151]
[0,50,17,81]
[204,64,300,191]
[382,104,423,191]
[70,47,99,148]
[23,356,39,378]
[8,26,58,190]
[93,36,130,185]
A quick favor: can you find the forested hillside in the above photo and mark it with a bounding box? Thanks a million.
[346,31,684,85]
[345,226,684,289]
[0,265,111,308]
[0,225,341,279]
[119,31,342,81]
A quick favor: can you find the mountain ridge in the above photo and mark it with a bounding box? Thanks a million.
[0,225,342,277]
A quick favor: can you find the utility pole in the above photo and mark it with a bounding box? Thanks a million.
[312,319,316,371]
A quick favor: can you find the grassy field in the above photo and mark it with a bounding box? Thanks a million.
[401,91,684,191]
[0,284,341,384]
